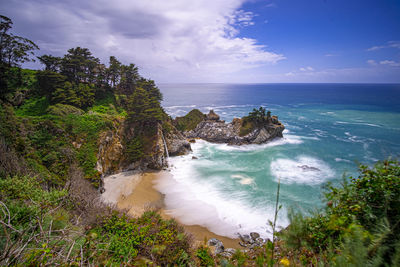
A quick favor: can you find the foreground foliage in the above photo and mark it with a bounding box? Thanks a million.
[279,160,400,266]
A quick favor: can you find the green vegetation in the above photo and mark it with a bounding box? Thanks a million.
[173,108,205,131]
[239,106,272,136]
[87,211,192,265]
[278,160,400,266]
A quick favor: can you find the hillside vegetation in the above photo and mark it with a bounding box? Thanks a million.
[173,109,206,131]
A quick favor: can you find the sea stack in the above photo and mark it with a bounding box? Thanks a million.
[175,109,285,145]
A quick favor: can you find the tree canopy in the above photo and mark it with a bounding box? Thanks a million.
[0,15,39,102]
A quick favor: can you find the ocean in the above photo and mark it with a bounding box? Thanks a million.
[156,83,400,239]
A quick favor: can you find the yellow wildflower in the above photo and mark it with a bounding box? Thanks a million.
[280,257,290,266]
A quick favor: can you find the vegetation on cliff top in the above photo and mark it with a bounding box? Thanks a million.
[173,108,206,132]
[240,107,272,136]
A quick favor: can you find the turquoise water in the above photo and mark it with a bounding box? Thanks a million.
[156,84,400,238]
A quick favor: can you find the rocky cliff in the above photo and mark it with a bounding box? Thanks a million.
[96,119,191,178]
[96,118,124,176]
[184,110,285,145]
[164,123,192,156]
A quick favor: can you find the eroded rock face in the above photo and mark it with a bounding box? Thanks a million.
[96,120,124,176]
[185,111,284,145]
[96,120,189,175]
[142,125,167,170]
[164,125,192,156]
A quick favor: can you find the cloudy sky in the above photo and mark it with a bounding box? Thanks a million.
[1,0,400,83]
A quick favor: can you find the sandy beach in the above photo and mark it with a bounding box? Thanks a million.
[101,170,241,249]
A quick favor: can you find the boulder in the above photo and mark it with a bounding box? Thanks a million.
[250,232,260,240]
[207,238,224,255]
[239,234,252,244]
[219,248,236,259]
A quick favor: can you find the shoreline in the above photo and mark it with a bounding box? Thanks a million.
[101,170,242,249]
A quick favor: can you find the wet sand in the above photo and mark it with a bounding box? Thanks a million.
[102,171,241,249]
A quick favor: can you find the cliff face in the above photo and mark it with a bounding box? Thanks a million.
[96,119,124,176]
[96,119,191,177]
[164,123,192,156]
[184,110,285,145]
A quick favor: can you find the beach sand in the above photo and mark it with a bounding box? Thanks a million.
[102,171,241,249]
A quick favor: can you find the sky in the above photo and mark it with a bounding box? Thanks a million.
[1,0,400,83]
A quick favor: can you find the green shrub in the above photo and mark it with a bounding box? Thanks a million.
[239,117,255,136]
[280,160,400,265]
[88,211,192,265]
[15,97,49,116]
[0,175,67,204]
[196,245,215,266]
[47,103,84,116]
[173,109,205,131]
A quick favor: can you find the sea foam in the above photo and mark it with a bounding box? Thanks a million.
[155,144,289,239]
[270,156,335,185]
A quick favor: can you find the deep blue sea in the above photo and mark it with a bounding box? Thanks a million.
[155,83,400,238]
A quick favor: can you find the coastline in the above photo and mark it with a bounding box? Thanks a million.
[101,170,242,249]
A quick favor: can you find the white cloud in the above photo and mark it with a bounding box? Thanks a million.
[380,60,400,67]
[367,59,377,66]
[265,3,277,8]
[3,0,285,82]
[367,41,400,51]
[299,66,314,72]
[269,66,400,83]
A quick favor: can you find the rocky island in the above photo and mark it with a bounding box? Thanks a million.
[173,107,285,145]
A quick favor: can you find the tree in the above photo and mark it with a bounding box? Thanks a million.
[248,107,267,125]
[35,70,66,99]
[118,63,139,94]
[0,15,39,67]
[38,55,61,72]
[61,47,99,84]
[107,56,121,88]
[0,15,38,101]
[127,87,163,126]
[137,78,163,102]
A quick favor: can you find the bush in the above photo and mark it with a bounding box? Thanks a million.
[88,211,192,265]
[173,109,205,131]
[196,246,214,266]
[280,160,400,265]
[47,103,83,116]
[15,97,49,116]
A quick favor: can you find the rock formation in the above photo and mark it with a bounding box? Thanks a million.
[96,119,191,179]
[184,110,284,145]
[96,119,124,176]
[164,123,192,156]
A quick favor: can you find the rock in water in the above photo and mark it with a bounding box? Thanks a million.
[184,110,284,145]
[250,232,260,240]
[298,165,321,171]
